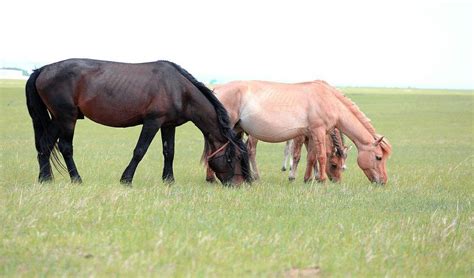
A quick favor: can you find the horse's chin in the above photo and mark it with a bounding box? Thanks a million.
[217,175,245,186]
[371,176,386,185]
[363,169,386,185]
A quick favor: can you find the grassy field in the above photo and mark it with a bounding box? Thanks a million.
[1,79,473,276]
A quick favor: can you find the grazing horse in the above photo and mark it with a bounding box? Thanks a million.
[26,59,251,185]
[242,128,347,182]
[282,128,349,182]
[205,80,392,184]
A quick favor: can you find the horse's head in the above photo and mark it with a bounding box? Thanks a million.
[325,128,349,182]
[326,145,349,182]
[207,141,252,185]
[356,136,391,185]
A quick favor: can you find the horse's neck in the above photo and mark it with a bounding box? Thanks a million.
[214,83,244,126]
[337,110,374,150]
[186,90,227,147]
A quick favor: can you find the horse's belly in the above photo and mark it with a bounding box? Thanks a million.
[239,111,306,142]
[79,101,143,127]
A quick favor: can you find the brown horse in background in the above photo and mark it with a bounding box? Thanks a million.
[206,80,391,184]
[243,128,348,182]
[281,128,349,182]
[26,59,251,185]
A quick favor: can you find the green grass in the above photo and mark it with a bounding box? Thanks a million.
[1,80,473,276]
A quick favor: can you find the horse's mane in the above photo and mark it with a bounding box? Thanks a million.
[329,128,345,157]
[162,61,252,181]
[314,80,392,156]
[161,61,233,139]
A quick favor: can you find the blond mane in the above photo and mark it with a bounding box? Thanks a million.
[313,80,392,156]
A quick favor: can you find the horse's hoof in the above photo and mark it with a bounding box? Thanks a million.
[288,176,295,182]
[162,177,175,184]
[120,177,133,186]
[71,176,83,184]
[38,175,53,183]
[281,167,287,172]
[303,177,313,183]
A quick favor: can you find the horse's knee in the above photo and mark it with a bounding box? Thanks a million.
[133,147,147,160]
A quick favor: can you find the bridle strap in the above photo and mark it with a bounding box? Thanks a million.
[207,141,230,160]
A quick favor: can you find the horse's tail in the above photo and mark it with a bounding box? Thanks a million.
[26,68,64,176]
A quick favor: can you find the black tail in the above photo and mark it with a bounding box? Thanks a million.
[26,69,65,178]
[26,69,50,152]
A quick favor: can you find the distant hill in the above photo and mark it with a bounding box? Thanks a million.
[0,67,29,79]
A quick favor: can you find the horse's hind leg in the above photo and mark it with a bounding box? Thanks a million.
[36,123,61,182]
[121,120,160,184]
[57,117,82,183]
[161,126,175,183]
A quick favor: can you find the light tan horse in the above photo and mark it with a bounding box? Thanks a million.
[207,80,392,184]
[283,128,349,182]
[245,128,348,182]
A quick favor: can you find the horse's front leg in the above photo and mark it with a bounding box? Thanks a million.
[289,138,302,181]
[203,139,217,183]
[282,140,291,171]
[121,120,160,185]
[310,128,328,182]
[205,166,217,183]
[246,135,260,180]
[161,126,176,183]
[303,139,316,183]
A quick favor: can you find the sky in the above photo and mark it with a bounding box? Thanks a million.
[1,0,472,89]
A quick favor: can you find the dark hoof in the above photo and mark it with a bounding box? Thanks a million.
[281,167,287,172]
[288,176,295,182]
[38,175,53,183]
[303,178,312,183]
[162,177,175,184]
[71,176,83,184]
[120,177,133,186]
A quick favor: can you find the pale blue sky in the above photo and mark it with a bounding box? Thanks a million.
[1,0,472,89]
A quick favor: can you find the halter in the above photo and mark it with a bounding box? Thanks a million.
[207,141,230,160]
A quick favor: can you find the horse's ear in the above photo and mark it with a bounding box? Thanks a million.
[374,136,384,146]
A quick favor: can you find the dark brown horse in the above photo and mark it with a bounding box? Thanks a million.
[26,59,251,185]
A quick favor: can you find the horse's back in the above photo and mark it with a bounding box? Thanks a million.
[35,59,181,127]
[215,80,338,142]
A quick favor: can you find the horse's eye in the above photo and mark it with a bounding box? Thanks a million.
[227,158,232,163]
[331,163,337,168]
[376,156,382,161]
